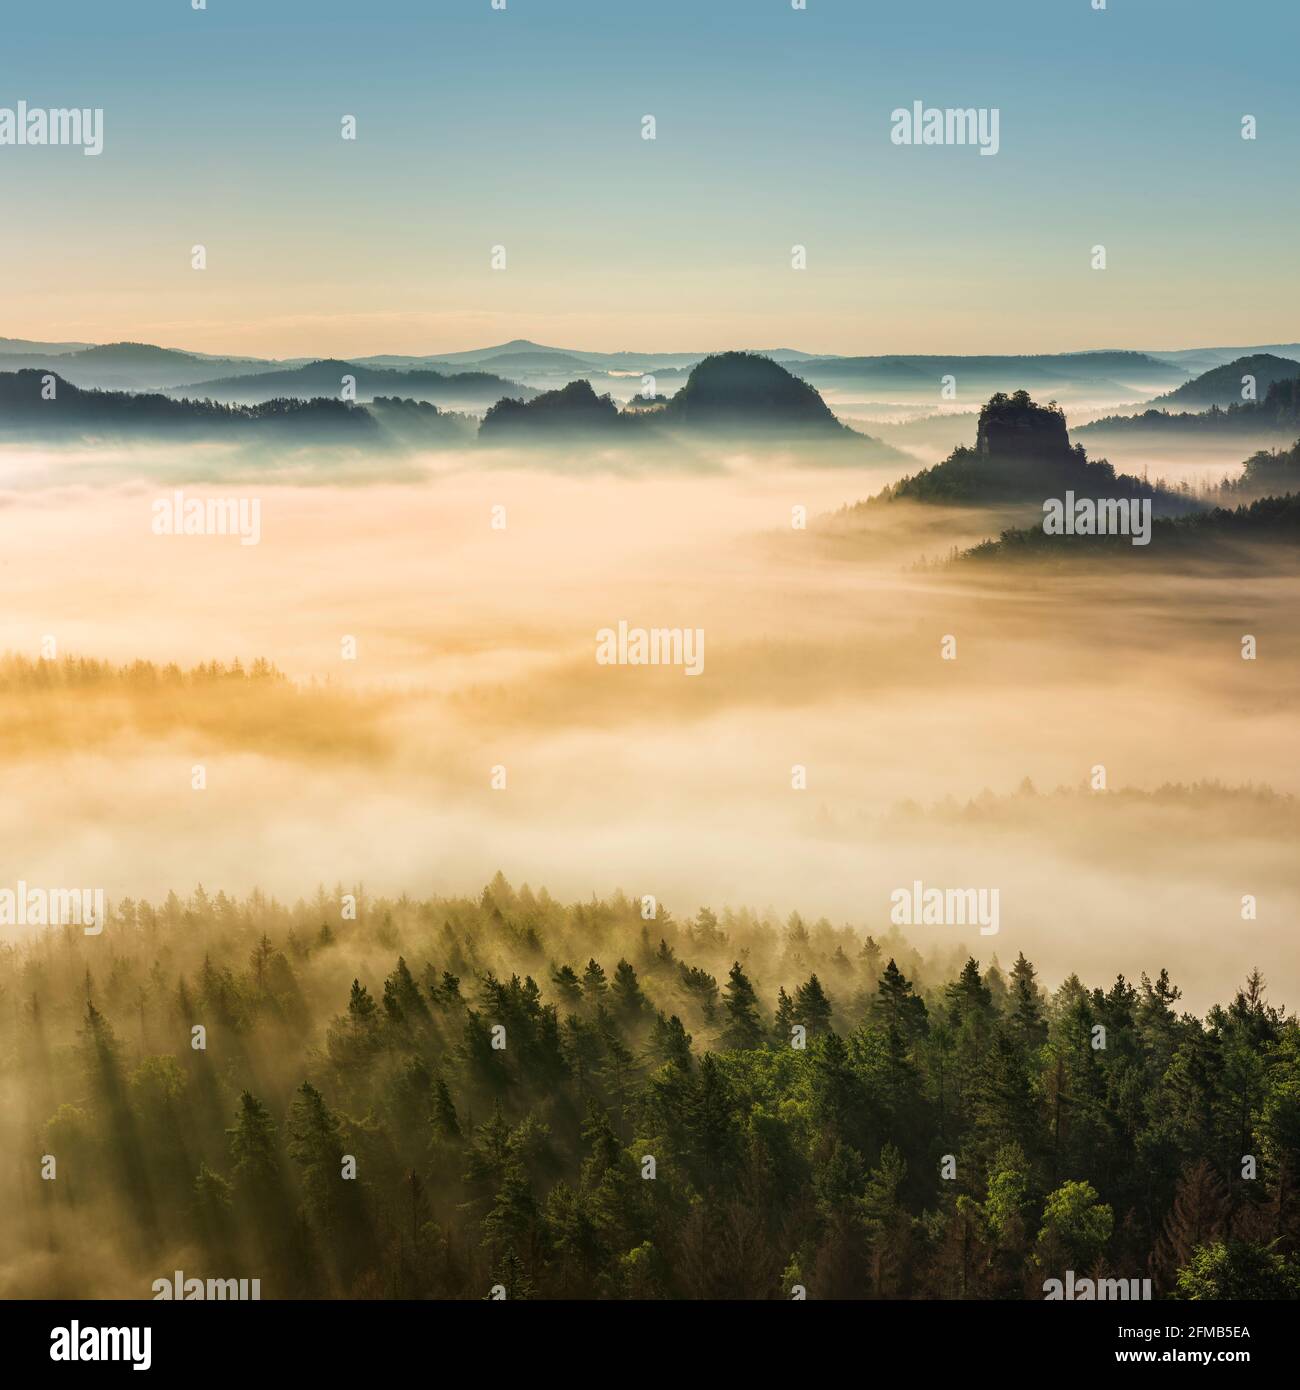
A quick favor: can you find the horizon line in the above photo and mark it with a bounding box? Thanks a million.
[5,332,1300,365]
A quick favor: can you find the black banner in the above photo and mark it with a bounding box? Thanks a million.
[2,1297,1286,1375]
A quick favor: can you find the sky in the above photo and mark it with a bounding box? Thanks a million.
[1,0,1297,358]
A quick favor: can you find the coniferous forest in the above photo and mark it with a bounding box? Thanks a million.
[8,877,1299,1301]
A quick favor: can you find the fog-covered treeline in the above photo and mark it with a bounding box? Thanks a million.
[5,878,1298,1299]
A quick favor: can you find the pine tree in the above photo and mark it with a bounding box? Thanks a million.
[861,1144,914,1296]
[484,1161,543,1273]
[945,957,993,1024]
[649,1011,693,1070]
[550,963,582,1002]
[227,1090,279,1182]
[691,907,726,949]
[193,1161,230,1215]
[1009,951,1047,1048]
[249,934,274,994]
[582,958,608,1001]
[794,974,834,1036]
[431,1076,461,1140]
[489,1248,535,1300]
[286,1081,373,1275]
[859,934,883,984]
[382,956,429,1026]
[326,978,383,1076]
[721,961,765,1050]
[687,1054,741,1191]
[773,986,795,1044]
[611,959,646,1016]
[872,959,929,1041]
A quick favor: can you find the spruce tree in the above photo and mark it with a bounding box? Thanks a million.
[721,961,765,1050]
[795,974,834,1036]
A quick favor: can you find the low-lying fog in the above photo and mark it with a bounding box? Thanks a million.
[1,438,1295,1013]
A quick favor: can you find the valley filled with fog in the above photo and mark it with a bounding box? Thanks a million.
[2,427,1295,1014]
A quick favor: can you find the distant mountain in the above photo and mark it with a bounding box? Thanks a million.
[422,339,828,375]
[1078,377,1300,440]
[480,379,621,437]
[0,336,90,355]
[958,494,1300,564]
[0,341,285,392]
[1150,354,1300,408]
[424,339,702,371]
[795,356,936,390]
[178,359,534,409]
[465,350,602,374]
[26,333,1300,407]
[76,342,209,367]
[648,351,847,433]
[796,350,1184,401]
[420,338,579,366]
[477,353,903,459]
[0,370,376,440]
[2,353,903,454]
[871,389,1195,513]
[1144,343,1300,375]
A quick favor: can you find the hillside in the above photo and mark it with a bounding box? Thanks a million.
[478,353,901,456]
[869,390,1195,512]
[0,370,377,441]
[1150,354,1300,408]
[180,359,532,409]
[6,873,1298,1300]
[796,350,1184,403]
[1079,377,1300,440]
[0,341,283,392]
[479,379,621,437]
[0,336,90,354]
[957,494,1300,564]
[654,351,848,432]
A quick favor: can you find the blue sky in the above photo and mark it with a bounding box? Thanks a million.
[1,0,1296,355]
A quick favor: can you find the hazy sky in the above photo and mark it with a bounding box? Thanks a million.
[2,0,1297,357]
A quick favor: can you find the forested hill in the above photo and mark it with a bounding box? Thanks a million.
[957,495,1300,565]
[0,371,481,447]
[1079,377,1300,439]
[174,359,532,408]
[9,879,1298,1300]
[0,370,377,440]
[1151,354,1300,409]
[869,390,1197,513]
[480,353,903,458]
[1,356,902,455]
[652,351,847,432]
[480,379,622,437]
